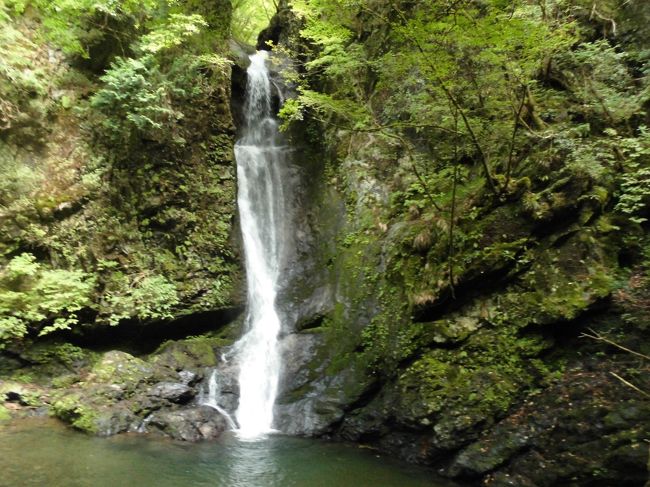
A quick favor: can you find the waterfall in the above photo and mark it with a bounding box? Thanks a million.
[232,50,288,438]
[200,369,238,430]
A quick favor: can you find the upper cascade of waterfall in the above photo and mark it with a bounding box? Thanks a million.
[231,50,289,439]
[240,50,279,148]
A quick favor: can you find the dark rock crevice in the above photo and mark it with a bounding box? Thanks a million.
[61,306,243,355]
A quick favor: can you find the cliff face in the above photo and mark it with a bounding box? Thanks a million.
[0,0,247,439]
[267,1,650,485]
[0,0,241,352]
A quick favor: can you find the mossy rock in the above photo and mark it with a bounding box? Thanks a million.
[0,11,241,347]
[150,336,230,371]
[50,393,100,434]
[396,351,522,427]
[448,365,650,484]
[6,343,97,384]
[89,351,158,388]
[0,381,44,408]
[50,391,138,436]
[0,404,11,422]
[490,229,616,328]
[48,349,180,435]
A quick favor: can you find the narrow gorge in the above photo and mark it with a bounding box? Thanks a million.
[0,0,649,486]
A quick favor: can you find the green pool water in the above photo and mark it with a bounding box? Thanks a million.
[0,418,457,487]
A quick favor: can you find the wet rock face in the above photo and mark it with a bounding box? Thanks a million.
[321,357,650,486]
[252,4,650,481]
[448,365,650,487]
[274,331,379,437]
[147,382,195,404]
[148,406,228,442]
[256,0,302,51]
[178,370,199,386]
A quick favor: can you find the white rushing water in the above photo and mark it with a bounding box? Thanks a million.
[232,51,287,438]
[201,370,238,430]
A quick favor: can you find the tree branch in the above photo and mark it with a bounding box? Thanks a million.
[590,3,617,36]
[610,372,650,398]
[504,86,527,191]
[448,108,459,298]
[581,328,650,361]
[388,2,499,195]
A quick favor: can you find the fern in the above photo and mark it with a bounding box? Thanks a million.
[0,253,95,347]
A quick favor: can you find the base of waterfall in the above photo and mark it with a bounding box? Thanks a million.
[199,367,282,440]
[0,418,447,487]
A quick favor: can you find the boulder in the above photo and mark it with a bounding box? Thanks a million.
[148,406,228,441]
[178,370,199,386]
[147,382,194,404]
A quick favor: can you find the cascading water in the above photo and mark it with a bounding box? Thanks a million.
[231,50,288,438]
[200,370,238,430]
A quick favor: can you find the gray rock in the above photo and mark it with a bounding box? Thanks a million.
[277,333,321,395]
[178,370,199,386]
[95,409,138,437]
[147,382,194,404]
[148,406,228,441]
[275,346,375,436]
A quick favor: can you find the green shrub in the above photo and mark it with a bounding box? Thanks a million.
[102,273,179,326]
[139,13,207,53]
[0,253,95,347]
[0,2,50,131]
[90,55,179,143]
[89,53,204,147]
[614,127,650,223]
[15,0,158,58]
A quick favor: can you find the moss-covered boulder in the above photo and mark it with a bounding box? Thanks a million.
[45,342,222,438]
[150,336,229,371]
[49,350,167,434]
